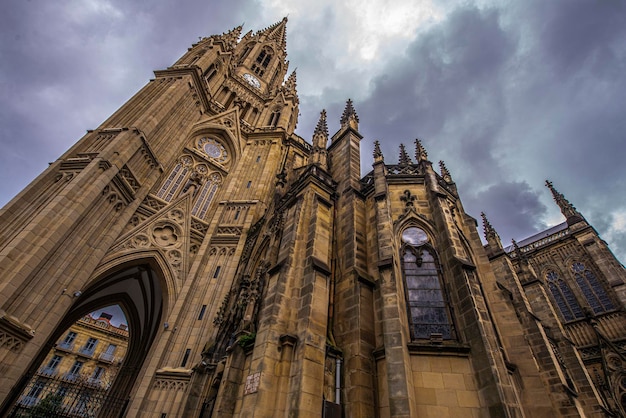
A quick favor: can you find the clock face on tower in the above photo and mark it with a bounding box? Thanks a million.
[242,73,261,89]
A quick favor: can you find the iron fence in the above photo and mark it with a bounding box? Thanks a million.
[9,373,127,418]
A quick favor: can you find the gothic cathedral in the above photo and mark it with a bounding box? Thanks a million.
[1,19,625,418]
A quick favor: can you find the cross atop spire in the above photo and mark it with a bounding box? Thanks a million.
[545,180,584,225]
[340,99,359,131]
[399,144,413,166]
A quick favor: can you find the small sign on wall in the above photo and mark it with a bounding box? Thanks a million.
[244,372,261,395]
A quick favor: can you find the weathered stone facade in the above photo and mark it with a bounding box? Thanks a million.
[0,19,624,417]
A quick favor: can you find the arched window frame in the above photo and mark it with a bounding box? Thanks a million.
[191,173,222,219]
[400,236,455,341]
[545,270,584,322]
[268,108,281,128]
[251,47,273,77]
[204,64,219,84]
[571,261,615,314]
[156,156,193,201]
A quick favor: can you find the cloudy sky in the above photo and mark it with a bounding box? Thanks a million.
[2,0,626,263]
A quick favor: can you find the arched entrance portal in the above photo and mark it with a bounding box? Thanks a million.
[4,263,164,418]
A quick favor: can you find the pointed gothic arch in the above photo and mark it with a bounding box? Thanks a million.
[2,259,167,417]
[398,223,456,341]
[544,269,585,322]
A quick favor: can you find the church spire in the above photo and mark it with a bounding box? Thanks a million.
[340,99,359,131]
[481,212,503,251]
[399,144,412,166]
[311,110,329,170]
[545,180,584,225]
[256,17,288,55]
[415,138,428,163]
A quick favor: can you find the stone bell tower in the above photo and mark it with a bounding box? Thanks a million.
[0,18,301,417]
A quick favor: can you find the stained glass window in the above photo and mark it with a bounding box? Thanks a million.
[192,173,221,219]
[546,271,584,321]
[401,228,453,340]
[157,156,192,201]
[572,262,615,314]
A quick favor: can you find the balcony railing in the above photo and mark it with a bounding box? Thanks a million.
[39,367,59,376]
[63,372,80,382]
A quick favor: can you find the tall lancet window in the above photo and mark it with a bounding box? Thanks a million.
[268,109,281,127]
[401,227,454,340]
[571,262,615,314]
[157,155,193,201]
[546,271,584,321]
[192,173,222,219]
[252,48,272,76]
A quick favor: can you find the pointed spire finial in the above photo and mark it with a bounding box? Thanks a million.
[481,212,503,250]
[415,138,428,163]
[481,212,494,236]
[399,143,412,166]
[340,99,359,131]
[313,109,328,138]
[545,180,584,225]
[311,110,329,170]
[439,161,452,182]
[373,140,384,163]
[283,69,297,95]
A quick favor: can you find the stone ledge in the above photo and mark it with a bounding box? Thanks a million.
[407,342,471,356]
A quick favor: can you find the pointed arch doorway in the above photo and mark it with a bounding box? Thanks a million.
[4,263,165,418]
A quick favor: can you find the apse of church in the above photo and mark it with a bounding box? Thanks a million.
[0,18,624,418]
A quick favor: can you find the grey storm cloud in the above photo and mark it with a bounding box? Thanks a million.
[1,0,625,262]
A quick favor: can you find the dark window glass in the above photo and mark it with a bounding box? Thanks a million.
[546,271,584,321]
[402,246,452,340]
[572,262,614,314]
[198,304,207,320]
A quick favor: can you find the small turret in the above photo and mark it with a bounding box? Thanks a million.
[545,180,584,225]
